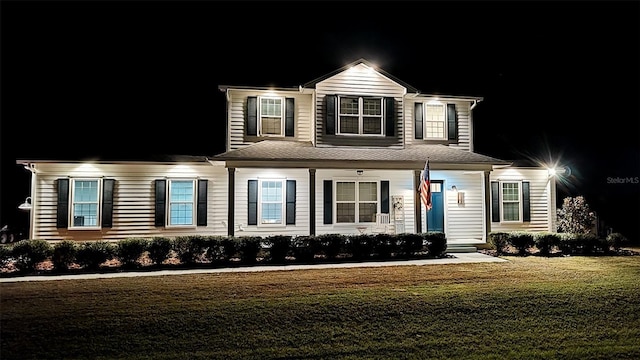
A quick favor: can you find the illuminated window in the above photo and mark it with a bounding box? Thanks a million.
[259,96,284,136]
[260,180,284,225]
[501,182,521,222]
[71,179,100,228]
[425,103,446,139]
[336,181,378,223]
[168,180,195,226]
[338,96,383,135]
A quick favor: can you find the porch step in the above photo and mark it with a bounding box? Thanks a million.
[447,245,478,253]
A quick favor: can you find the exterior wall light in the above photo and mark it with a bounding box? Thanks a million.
[18,197,32,211]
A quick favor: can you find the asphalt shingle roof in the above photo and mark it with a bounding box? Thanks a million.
[213,141,510,165]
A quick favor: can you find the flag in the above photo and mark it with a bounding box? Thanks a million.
[419,160,432,211]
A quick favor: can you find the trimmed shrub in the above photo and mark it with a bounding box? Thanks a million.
[425,232,447,257]
[317,234,345,260]
[52,240,78,272]
[173,235,208,265]
[346,234,375,260]
[0,245,13,269]
[148,237,173,266]
[607,232,629,252]
[373,233,397,259]
[11,239,53,272]
[203,236,227,263]
[265,235,292,263]
[533,232,560,256]
[397,233,424,258]
[76,241,115,270]
[509,232,535,256]
[220,237,238,262]
[116,238,149,268]
[237,236,262,264]
[291,235,320,263]
[488,232,509,255]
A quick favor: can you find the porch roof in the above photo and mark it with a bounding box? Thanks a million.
[212,141,511,169]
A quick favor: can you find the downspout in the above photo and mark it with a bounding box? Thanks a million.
[469,98,482,152]
[24,163,37,240]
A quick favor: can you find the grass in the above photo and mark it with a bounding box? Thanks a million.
[2,255,640,359]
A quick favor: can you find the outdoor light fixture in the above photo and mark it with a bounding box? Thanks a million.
[18,197,32,211]
[357,170,364,176]
[451,185,458,192]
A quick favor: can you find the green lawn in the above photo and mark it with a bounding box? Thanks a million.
[2,256,640,359]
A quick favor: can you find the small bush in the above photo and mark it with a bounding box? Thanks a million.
[346,234,375,260]
[265,235,292,263]
[488,232,509,255]
[509,232,535,256]
[76,241,115,270]
[173,235,208,265]
[533,232,560,256]
[52,240,78,272]
[373,233,396,259]
[220,237,238,262]
[0,244,14,269]
[425,232,447,257]
[317,234,345,260]
[237,236,263,264]
[148,237,173,266]
[397,233,424,258]
[11,239,53,272]
[291,236,320,263]
[607,232,629,252]
[116,238,149,268]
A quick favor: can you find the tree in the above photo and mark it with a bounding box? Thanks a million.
[556,196,596,234]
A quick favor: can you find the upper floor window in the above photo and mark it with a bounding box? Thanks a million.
[168,179,196,226]
[501,181,521,222]
[71,179,101,228]
[259,96,284,136]
[425,103,446,139]
[336,181,378,223]
[338,96,383,136]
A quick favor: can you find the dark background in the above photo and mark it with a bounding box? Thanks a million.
[2,1,639,241]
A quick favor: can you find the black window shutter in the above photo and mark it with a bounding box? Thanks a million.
[285,98,295,137]
[325,95,336,135]
[56,178,69,229]
[248,180,258,226]
[522,181,530,222]
[102,179,115,228]
[323,180,332,224]
[447,104,457,141]
[155,180,166,227]
[247,96,258,136]
[197,179,208,226]
[491,181,500,222]
[286,180,296,225]
[384,97,395,137]
[381,180,390,214]
[414,102,424,139]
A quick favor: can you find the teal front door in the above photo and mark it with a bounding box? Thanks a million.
[426,181,444,232]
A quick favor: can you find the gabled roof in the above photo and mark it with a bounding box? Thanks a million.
[302,58,420,94]
[213,141,510,169]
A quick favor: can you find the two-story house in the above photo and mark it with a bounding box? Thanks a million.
[16,59,559,249]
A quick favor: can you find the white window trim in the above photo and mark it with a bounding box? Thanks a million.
[69,178,102,230]
[258,178,285,227]
[337,96,385,136]
[258,95,285,137]
[500,180,523,223]
[424,101,447,140]
[166,179,197,228]
[334,179,380,224]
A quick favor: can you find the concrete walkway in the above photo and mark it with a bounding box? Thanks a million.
[0,252,507,283]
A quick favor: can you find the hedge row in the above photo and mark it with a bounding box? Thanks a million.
[488,231,629,256]
[0,232,448,275]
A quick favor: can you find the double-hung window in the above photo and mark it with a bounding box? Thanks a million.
[338,96,383,135]
[336,181,378,223]
[168,179,196,226]
[260,180,284,225]
[259,96,284,136]
[71,179,100,228]
[501,182,521,222]
[425,103,446,139]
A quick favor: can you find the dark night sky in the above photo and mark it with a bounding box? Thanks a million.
[1,1,639,240]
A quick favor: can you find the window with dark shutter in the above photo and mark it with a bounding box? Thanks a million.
[56,178,69,229]
[384,97,395,137]
[447,104,457,141]
[155,179,166,227]
[491,181,500,222]
[102,179,115,228]
[381,180,390,214]
[414,102,424,140]
[247,96,258,136]
[286,180,296,225]
[285,98,295,137]
[248,180,258,225]
[325,95,336,135]
[197,179,208,226]
[522,181,530,222]
[323,180,332,224]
